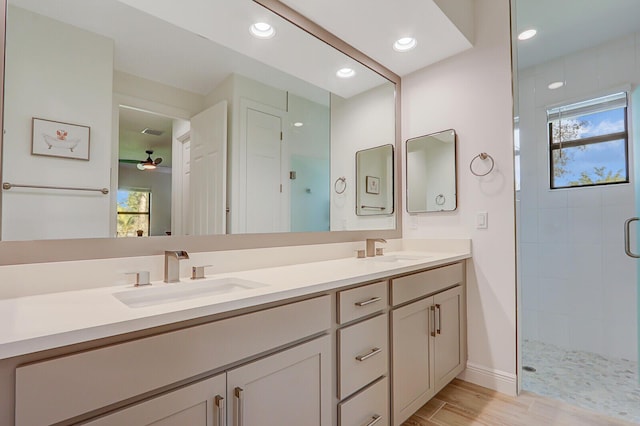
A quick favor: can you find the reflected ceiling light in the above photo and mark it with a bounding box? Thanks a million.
[293,122,304,127]
[518,29,537,41]
[393,37,417,52]
[336,68,356,78]
[250,22,275,39]
[548,81,564,90]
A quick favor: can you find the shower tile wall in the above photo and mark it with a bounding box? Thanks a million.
[518,33,640,361]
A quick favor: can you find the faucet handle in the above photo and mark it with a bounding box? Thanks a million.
[191,265,213,280]
[126,271,151,287]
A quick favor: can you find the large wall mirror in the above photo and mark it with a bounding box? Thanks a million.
[0,0,401,263]
[406,129,457,213]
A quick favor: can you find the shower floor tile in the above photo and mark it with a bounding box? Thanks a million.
[522,340,640,424]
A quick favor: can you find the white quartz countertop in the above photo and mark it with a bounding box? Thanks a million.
[0,250,469,360]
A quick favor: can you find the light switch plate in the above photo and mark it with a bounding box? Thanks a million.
[477,211,488,229]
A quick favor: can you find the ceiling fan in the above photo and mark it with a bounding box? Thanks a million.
[119,150,163,171]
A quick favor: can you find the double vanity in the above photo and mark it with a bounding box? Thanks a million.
[0,241,470,426]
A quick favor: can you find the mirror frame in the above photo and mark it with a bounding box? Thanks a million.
[0,0,402,265]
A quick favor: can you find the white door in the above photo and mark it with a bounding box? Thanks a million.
[245,108,284,233]
[190,101,227,235]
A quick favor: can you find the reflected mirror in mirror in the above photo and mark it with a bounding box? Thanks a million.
[406,129,457,213]
[0,0,396,242]
[355,144,394,217]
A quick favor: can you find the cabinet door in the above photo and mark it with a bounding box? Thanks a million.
[227,335,331,426]
[433,285,464,393]
[391,297,435,426]
[83,374,226,426]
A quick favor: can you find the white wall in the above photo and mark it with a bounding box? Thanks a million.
[113,71,205,118]
[402,0,517,394]
[331,83,396,231]
[1,6,114,241]
[118,164,172,237]
[517,33,639,360]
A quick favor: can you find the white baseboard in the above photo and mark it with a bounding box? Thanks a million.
[457,362,518,396]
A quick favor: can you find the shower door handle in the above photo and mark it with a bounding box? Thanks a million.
[624,217,640,258]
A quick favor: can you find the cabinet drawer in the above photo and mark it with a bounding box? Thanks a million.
[337,281,387,324]
[391,262,463,306]
[339,376,389,426]
[15,295,331,426]
[338,314,388,399]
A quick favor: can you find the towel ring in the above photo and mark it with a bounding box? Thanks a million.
[334,176,347,194]
[470,152,495,177]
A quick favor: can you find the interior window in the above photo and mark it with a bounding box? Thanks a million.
[547,92,629,189]
[117,189,151,237]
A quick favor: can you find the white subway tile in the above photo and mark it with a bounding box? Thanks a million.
[538,208,568,243]
[568,207,603,244]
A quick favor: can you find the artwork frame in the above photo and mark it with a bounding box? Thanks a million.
[366,175,380,194]
[31,117,91,161]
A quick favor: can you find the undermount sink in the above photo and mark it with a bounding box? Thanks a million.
[363,254,431,263]
[114,277,267,308]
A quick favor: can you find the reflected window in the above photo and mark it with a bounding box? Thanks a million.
[547,92,628,189]
[117,189,151,237]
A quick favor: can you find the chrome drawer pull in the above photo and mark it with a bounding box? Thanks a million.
[214,395,225,426]
[430,305,436,337]
[355,296,382,307]
[364,414,382,426]
[355,347,382,362]
[234,387,244,426]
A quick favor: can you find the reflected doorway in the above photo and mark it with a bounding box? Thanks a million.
[117,106,189,237]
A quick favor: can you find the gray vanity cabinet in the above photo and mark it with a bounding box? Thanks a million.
[81,335,331,426]
[391,297,435,424]
[390,263,466,426]
[226,335,332,426]
[83,374,227,426]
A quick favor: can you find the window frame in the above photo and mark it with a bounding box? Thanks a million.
[547,93,630,190]
[116,189,152,237]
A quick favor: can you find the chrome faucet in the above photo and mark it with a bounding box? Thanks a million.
[365,238,386,257]
[164,250,190,283]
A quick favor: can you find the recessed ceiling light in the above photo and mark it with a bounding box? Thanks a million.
[336,68,356,78]
[293,122,304,127]
[250,22,275,39]
[518,29,537,41]
[393,37,417,52]
[548,81,564,90]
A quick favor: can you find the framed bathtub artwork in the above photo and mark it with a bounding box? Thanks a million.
[366,175,380,194]
[31,117,91,160]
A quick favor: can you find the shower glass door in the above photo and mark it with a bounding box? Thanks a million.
[514,0,640,421]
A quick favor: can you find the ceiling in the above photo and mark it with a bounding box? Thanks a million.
[515,0,640,69]
[118,107,175,169]
[280,0,474,77]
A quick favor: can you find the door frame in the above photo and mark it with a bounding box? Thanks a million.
[111,93,192,237]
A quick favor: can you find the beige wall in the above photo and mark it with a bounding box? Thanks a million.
[402,0,517,394]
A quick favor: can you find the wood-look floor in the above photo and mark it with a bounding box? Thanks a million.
[401,379,638,426]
